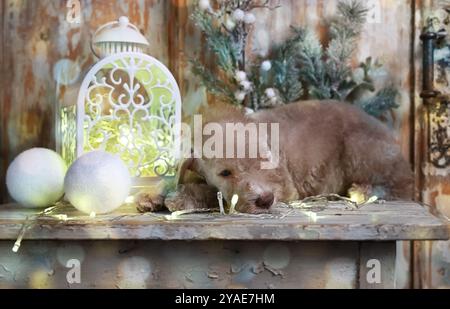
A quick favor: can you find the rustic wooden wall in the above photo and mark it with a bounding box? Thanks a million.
[0,0,448,288]
[413,0,450,289]
[0,0,171,202]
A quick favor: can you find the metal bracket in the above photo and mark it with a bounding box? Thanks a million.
[420,22,450,168]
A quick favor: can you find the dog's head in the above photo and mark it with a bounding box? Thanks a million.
[179,156,285,214]
[178,105,285,214]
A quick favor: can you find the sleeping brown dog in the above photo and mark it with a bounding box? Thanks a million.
[137,100,413,214]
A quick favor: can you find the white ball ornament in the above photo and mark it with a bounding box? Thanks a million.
[225,18,237,31]
[265,88,276,99]
[232,9,245,22]
[261,60,272,71]
[198,0,210,11]
[244,13,256,25]
[6,148,67,208]
[240,80,252,91]
[235,91,247,102]
[64,151,131,215]
[235,70,247,82]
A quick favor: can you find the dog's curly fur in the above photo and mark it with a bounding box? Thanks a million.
[137,100,414,214]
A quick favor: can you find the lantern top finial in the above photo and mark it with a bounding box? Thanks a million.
[91,16,150,58]
[118,16,130,27]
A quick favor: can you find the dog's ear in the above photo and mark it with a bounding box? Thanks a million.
[176,158,195,184]
[176,158,205,185]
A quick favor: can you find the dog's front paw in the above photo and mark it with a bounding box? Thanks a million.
[136,193,165,213]
[348,184,373,204]
[164,184,219,212]
[164,192,187,212]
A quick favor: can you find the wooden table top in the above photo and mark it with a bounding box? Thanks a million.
[0,201,448,241]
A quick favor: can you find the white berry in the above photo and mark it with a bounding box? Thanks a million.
[235,91,246,102]
[232,9,245,21]
[235,70,247,82]
[261,60,272,71]
[240,80,252,91]
[265,88,276,98]
[198,0,210,11]
[244,13,256,24]
[225,18,236,31]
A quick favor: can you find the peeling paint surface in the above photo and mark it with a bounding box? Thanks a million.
[0,241,393,289]
[413,1,450,289]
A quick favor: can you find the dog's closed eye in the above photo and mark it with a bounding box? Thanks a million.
[219,170,232,177]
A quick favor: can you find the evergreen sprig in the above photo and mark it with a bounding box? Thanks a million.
[270,27,305,103]
[191,59,238,105]
[356,87,399,118]
[192,9,240,73]
[298,0,369,100]
[190,0,399,118]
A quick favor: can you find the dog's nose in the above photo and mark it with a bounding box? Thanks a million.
[255,192,275,209]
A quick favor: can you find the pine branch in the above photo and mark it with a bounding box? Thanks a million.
[270,27,305,103]
[336,0,369,29]
[192,9,240,73]
[296,28,329,99]
[356,87,399,117]
[325,0,369,98]
[189,0,399,117]
[297,0,369,100]
[272,58,303,103]
[245,26,305,108]
[191,60,238,105]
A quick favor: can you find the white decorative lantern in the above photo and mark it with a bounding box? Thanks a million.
[57,16,182,187]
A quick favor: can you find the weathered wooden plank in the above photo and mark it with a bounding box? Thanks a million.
[0,240,365,289]
[0,202,447,241]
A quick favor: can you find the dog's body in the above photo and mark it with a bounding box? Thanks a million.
[138,100,413,214]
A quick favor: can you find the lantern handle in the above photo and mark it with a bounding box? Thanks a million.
[90,17,141,58]
[91,20,116,58]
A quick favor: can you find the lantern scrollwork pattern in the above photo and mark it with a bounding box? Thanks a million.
[77,53,182,178]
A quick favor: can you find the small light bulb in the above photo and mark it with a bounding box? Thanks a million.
[125,196,135,203]
[230,194,239,214]
[217,192,225,215]
[305,211,318,223]
[12,243,20,253]
[231,194,239,206]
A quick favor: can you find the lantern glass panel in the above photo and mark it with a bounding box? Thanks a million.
[77,53,181,179]
[56,57,181,184]
[59,104,78,167]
